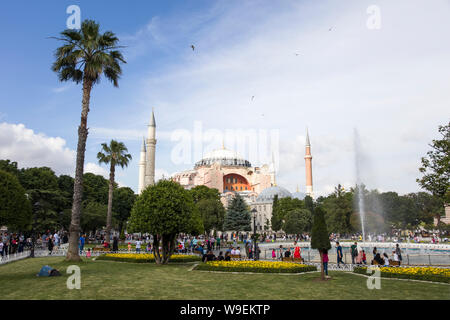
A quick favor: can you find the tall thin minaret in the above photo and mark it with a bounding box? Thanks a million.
[145,109,156,188]
[138,137,146,194]
[305,128,314,198]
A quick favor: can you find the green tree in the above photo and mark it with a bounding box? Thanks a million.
[58,174,74,206]
[83,173,110,204]
[81,201,107,234]
[270,195,283,232]
[417,122,450,223]
[310,207,331,280]
[112,187,136,239]
[0,170,32,231]
[19,167,59,191]
[27,189,68,233]
[283,209,312,236]
[52,19,126,261]
[0,160,20,177]
[186,207,205,236]
[129,180,194,264]
[189,185,221,203]
[196,198,225,234]
[97,140,132,243]
[322,184,353,234]
[223,194,251,233]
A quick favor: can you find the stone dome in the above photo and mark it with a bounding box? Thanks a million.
[256,186,292,202]
[195,148,251,168]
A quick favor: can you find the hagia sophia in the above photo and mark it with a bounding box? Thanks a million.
[138,110,314,233]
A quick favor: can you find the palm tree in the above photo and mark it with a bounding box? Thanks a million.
[52,20,126,261]
[97,140,132,244]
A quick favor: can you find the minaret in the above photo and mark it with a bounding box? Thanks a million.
[271,151,276,186]
[305,128,314,198]
[138,137,146,194]
[145,109,156,187]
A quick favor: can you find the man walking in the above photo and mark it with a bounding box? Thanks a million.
[351,242,357,264]
[79,234,85,254]
[336,242,344,267]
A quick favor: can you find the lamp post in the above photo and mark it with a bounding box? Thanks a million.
[251,208,257,261]
[30,201,40,258]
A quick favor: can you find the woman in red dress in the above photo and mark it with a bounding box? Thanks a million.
[293,241,301,259]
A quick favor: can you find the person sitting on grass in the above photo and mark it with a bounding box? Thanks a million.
[224,251,231,261]
[217,251,224,261]
[284,248,291,258]
[235,247,241,256]
[383,253,390,266]
[373,253,384,265]
[231,247,237,255]
[205,250,216,262]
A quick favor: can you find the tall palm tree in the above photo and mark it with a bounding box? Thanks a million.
[52,20,126,261]
[97,140,132,244]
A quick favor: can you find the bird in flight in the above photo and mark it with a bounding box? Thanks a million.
[295,53,300,56]
[328,27,333,31]
[191,44,195,51]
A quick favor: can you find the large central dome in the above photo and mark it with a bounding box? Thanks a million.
[195,148,251,168]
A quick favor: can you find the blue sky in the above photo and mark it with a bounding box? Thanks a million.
[1,0,449,196]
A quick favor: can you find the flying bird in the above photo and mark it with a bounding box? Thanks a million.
[329,27,333,31]
[295,53,300,56]
[191,44,195,51]
[251,96,255,101]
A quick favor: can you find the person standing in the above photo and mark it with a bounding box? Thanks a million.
[135,238,142,253]
[293,241,302,260]
[48,236,54,255]
[322,249,329,278]
[336,242,344,267]
[79,234,85,254]
[350,242,357,264]
[112,236,119,252]
[216,236,221,250]
[395,244,402,266]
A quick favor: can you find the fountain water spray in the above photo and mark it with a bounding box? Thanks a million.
[354,129,366,242]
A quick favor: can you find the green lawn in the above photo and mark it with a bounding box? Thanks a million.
[0,257,449,300]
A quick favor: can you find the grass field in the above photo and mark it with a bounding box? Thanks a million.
[0,257,449,300]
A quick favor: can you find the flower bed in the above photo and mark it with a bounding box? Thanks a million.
[354,266,450,284]
[96,253,201,263]
[195,260,317,273]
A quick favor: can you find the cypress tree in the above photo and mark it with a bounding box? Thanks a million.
[311,206,331,280]
[223,194,251,233]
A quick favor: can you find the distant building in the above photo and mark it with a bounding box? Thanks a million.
[434,204,450,225]
[137,110,315,235]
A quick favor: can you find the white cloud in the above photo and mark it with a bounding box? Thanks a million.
[84,162,109,178]
[0,122,75,175]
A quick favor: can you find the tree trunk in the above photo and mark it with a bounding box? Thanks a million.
[66,78,92,262]
[153,234,161,264]
[106,162,115,244]
[320,251,324,280]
